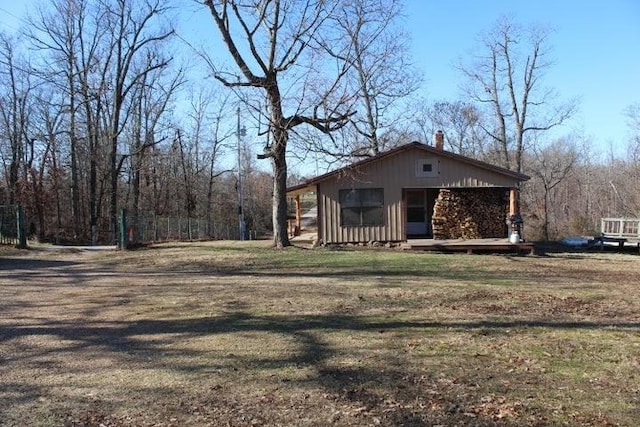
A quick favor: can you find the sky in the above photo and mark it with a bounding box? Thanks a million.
[1,0,639,160]
[403,0,640,156]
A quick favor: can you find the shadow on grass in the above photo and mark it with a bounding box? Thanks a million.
[0,382,47,425]
[2,313,637,361]
[2,311,635,425]
[2,245,637,425]
[533,240,640,257]
[0,257,80,270]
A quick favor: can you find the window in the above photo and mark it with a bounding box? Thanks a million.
[415,158,439,177]
[339,188,384,227]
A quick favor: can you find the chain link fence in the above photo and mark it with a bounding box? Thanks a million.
[1,206,243,248]
[124,213,241,245]
[0,205,26,247]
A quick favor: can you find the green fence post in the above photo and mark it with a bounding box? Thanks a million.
[119,208,127,249]
[16,204,27,249]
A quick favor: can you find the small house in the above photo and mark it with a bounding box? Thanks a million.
[286,134,529,245]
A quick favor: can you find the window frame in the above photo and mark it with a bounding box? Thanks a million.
[415,158,440,178]
[339,188,385,227]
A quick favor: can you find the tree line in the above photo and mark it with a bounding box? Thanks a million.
[0,0,272,244]
[1,0,638,245]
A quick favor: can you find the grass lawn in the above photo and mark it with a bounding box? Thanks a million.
[0,241,639,426]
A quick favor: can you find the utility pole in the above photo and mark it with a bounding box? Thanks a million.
[237,107,246,240]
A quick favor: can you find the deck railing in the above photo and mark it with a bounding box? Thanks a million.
[601,218,640,239]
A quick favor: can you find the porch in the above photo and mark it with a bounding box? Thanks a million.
[403,238,536,255]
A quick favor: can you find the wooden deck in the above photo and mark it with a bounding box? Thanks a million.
[403,238,536,255]
[290,231,536,254]
[601,218,640,241]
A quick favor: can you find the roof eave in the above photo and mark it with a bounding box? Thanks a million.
[286,142,530,194]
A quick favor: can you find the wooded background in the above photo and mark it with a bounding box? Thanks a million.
[1,0,638,244]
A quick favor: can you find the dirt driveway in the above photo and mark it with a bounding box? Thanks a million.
[1,242,639,426]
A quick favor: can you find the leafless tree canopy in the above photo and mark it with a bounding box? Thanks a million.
[459,18,577,174]
[418,100,486,158]
[306,0,422,160]
[1,3,638,245]
[203,0,357,248]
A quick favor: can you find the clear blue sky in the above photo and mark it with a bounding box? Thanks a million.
[404,0,640,156]
[1,0,639,158]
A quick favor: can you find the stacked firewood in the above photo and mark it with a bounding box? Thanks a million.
[432,188,508,239]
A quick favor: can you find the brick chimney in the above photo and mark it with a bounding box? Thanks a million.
[434,130,444,150]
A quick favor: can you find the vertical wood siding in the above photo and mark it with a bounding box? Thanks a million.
[319,146,521,244]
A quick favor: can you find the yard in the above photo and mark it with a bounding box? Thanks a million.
[0,242,639,426]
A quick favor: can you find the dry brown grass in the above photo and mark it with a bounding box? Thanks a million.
[1,241,639,426]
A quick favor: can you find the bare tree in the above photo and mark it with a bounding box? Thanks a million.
[460,18,576,173]
[203,0,354,248]
[28,0,116,239]
[182,88,234,234]
[72,0,111,244]
[31,89,66,240]
[626,103,640,163]
[314,0,421,158]
[0,32,33,206]
[567,137,600,234]
[526,139,577,240]
[630,111,640,213]
[27,0,175,243]
[421,100,486,157]
[100,0,175,243]
[125,56,183,241]
[28,0,91,237]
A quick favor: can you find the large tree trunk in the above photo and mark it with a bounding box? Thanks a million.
[542,187,550,241]
[89,145,98,244]
[132,155,141,242]
[266,77,292,248]
[109,133,119,244]
[272,138,290,248]
[67,49,81,238]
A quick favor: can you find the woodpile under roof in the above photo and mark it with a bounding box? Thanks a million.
[432,188,509,239]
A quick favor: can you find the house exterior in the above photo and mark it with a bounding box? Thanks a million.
[286,137,529,245]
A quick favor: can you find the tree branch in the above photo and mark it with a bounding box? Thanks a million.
[204,0,261,83]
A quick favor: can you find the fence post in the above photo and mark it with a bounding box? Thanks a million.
[118,208,127,249]
[16,204,27,249]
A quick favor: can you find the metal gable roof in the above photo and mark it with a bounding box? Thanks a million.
[287,142,529,195]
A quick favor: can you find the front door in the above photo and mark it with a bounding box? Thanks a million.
[406,189,428,237]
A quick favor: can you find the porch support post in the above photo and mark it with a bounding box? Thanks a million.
[508,187,524,242]
[295,195,302,236]
[509,188,519,216]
